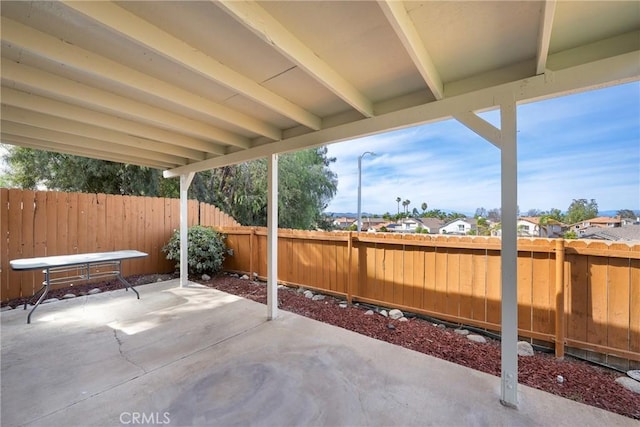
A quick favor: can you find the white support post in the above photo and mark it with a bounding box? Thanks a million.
[499,95,519,408]
[267,154,278,320]
[180,172,195,288]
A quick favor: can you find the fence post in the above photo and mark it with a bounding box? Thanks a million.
[555,239,565,359]
[249,227,255,277]
[347,231,353,304]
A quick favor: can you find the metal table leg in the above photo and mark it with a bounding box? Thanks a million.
[25,268,51,324]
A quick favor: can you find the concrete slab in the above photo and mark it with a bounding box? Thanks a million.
[1,280,636,426]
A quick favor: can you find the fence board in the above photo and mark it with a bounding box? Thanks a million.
[1,189,9,298]
[518,252,533,333]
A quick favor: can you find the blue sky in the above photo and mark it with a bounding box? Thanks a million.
[325,81,640,216]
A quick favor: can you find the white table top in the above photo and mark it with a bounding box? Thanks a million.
[10,250,148,270]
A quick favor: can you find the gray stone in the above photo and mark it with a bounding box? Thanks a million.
[339,302,348,309]
[386,323,396,330]
[557,375,564,384]
[42,298,59,304]
[240,274,249,280]
[436,324,446,329]
[312,294,325,301]
[296,287,306,294]
[380,310,388,318]
[303,290,314,299]
[156,278,164,282]
[1,306,13,311]
[627,370,640,382]
[364,310,374,315]
[201,274,211,281]
[467,334,487,344]
[277,285,288,290]
[399,317,409,322]
[517,341,535,357]
[253,272,258,278]
[388,309,404,320]
[454,329,469,336]
[62,293,76,299]
[616,377,640,394]
[88,288,102,295]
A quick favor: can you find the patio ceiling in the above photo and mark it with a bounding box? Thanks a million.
[1,1,638,175]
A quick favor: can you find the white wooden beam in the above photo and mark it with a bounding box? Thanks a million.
[1,120,188,167]
[180,173,195,288]
[1,60,242,151]
[1,105,203,161]
[62,1,322,131]
[378,0,444,100]
[165,51,640,177]
[217,1,374,118]
[1,17,281,142]
[1,87,221,155]
[267,153,278,320]
[536,0,557,75]
[1,134,174,169]
[498,94,518,408]
[452,111,502,149]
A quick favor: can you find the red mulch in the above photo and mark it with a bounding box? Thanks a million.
[3,273,638,419]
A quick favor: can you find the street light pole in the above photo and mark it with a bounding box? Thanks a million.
[357,151,375,232]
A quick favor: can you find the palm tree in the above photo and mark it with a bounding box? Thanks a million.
[396,197,401,222]
[403,199,410,215]
[421,202,428,215]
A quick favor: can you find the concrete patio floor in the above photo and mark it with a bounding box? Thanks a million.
[1,280,635,427]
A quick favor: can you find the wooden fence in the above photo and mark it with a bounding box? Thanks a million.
[220,227,639,366]
[0,188,239,301]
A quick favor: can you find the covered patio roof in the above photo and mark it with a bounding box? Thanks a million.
[2,0,639,410]
[1,1,637,171]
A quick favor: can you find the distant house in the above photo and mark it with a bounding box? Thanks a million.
[570,216,621,236]
[390,217,444,233]
[332,216,356,229]
[580,224,640,242]
[517,217,564,238]
[352,217,387,232]
[440,218,476,235]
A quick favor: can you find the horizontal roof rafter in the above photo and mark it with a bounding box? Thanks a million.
[217,0,374,117]
[1,60,243,152]
[61,0,322,131]
[1,17,282,142]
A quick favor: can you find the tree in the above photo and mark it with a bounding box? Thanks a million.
[564,198,598,224]
[487,208,501,222]
[3,146,338,230]
[412,207,419,217]
[545,208,563,222]
[475,207,487,218]
[617,209,637,219]
[403,199,411,215]
[396,197,401,218]
[526,208,541,217]
[421,202,428,214]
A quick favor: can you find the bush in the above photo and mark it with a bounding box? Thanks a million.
[162,225,229,275]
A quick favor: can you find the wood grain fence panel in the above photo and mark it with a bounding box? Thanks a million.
[434,247,448,316]
[57,191,71,255]
[485,250,501,326]
[517,251,533,333]
[336,240,346,294]
[446,247,460,317]
[471,250,487,322]
[630,245,640,355]
[0,189,9,299]
[381,243,394,304]
[587,242,609,347]
[423,245,437,312]
[361,244,376,300]
[325,240,337,292]
[33,192,48,258]
[567,242,589,344]
[85,193,98,255]
[532,251,553,335]
[6,190,24,299]
[20,190,36,297]
[458,249,474,320]
[403,239,416,308]
[607,243,630,352]
[76,193,89,254]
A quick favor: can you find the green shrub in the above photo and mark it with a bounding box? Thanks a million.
[162,225,229,275]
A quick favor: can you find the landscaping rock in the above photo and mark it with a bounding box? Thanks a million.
[454,329,469,336]
[42,298,59,304]
[517,341,535,357]
[364,310,374,315]
[399,317,409,322]
[339,302,348,309]
[386,323,396,330]
[388,309,404,320]
[240,274,249,280]
[436,324,446,329]
[88,288,102,295]
[303,290,314,299]
[62,293,76,299]
[201,274,211,281]
[467,334,487,344]
[278,285,288,290]
[156,278,164,282]
[557,375,564,384]
[380,310,388,318]
[616,376,640,394]
[627,370,640,382]
[312,294,325,301]
[296,287,306,294]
